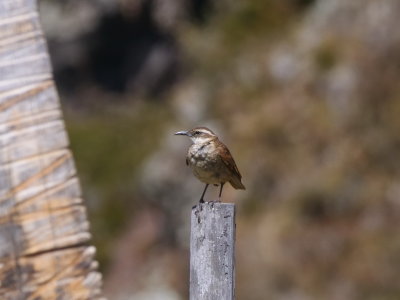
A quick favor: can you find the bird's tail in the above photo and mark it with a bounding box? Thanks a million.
[229,178,246,190]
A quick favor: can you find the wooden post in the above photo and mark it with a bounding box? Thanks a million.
[190,202,236,300]
[0,0,103,298]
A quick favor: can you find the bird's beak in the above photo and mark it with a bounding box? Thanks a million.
[174,130,189,136]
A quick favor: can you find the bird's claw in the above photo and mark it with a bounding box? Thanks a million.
[206,200,222,204]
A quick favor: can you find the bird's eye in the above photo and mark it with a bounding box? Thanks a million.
[194,131,200,135]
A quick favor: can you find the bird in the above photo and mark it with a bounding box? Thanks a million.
[174,127,245,203]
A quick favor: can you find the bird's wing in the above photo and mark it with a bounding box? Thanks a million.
[219,143,242,180]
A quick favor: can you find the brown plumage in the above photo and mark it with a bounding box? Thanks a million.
[217,143,245,189]
[175,127,245,203]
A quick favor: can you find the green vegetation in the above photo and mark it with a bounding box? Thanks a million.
[64,100,172,269]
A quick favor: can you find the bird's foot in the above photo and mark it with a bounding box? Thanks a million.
[206,199,222,203]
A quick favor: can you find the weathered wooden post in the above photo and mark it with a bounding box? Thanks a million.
[190,202,236,300]
[0,0,103,298]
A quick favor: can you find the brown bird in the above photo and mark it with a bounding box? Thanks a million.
[175,127,245,203]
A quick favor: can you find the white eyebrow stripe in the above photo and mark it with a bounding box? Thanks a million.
[195,128,214,135]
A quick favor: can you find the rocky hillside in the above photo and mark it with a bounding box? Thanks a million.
[40,0,400,299]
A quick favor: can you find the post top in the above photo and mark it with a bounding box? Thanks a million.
[192,201,236,211]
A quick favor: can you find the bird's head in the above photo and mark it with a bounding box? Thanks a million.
[174,127,217,144]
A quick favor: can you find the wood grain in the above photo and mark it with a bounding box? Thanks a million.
[0,0,103,298]
[190,203,236,300]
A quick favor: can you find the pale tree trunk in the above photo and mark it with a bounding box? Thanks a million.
[0,0,103,299]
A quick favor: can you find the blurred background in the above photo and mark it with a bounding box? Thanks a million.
[38,0,400,299]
